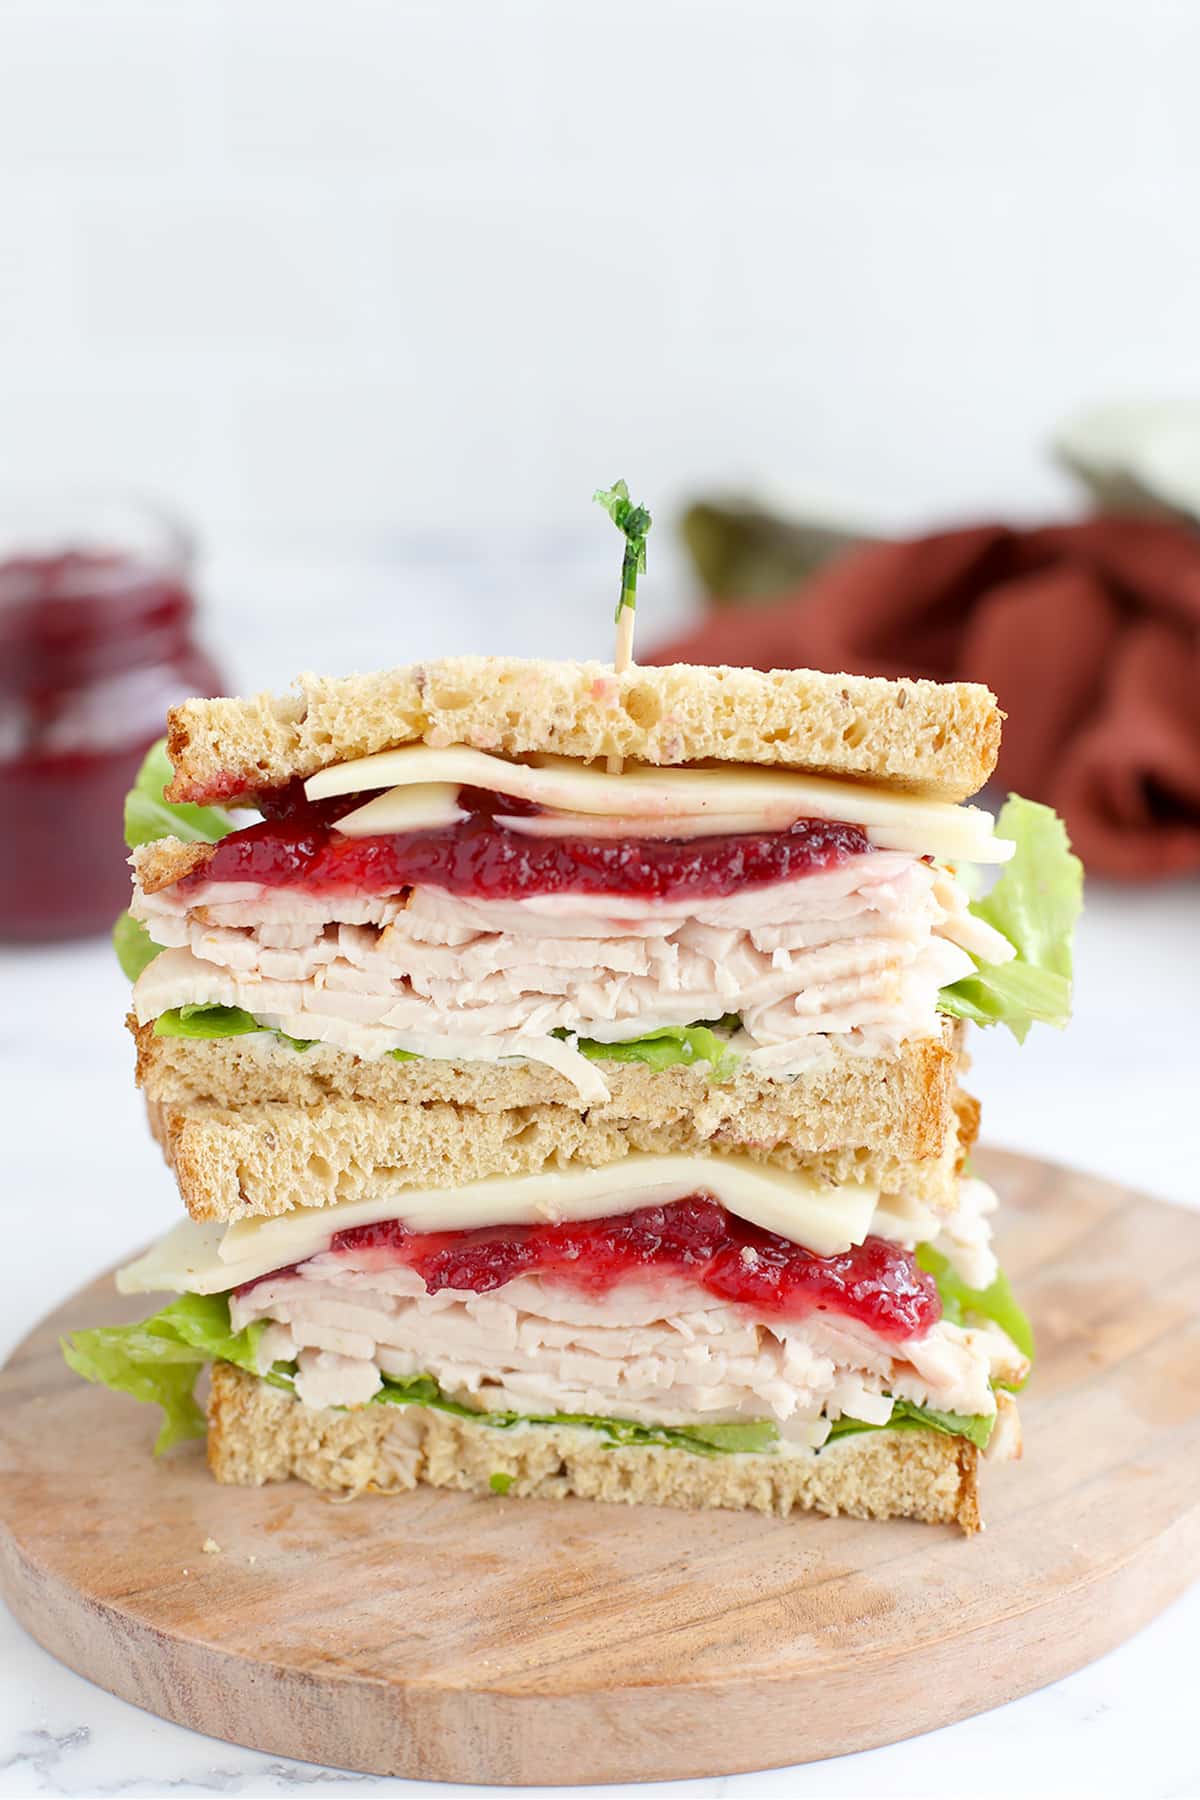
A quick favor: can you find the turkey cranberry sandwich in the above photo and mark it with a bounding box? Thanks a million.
[68,655,1080,1532]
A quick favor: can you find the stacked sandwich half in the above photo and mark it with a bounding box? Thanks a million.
[69,658,1080,1531]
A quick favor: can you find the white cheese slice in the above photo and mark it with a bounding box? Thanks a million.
[119,1219,228,1297]
[306,745,1012,864]
[493,810,1003,862]
[493,808,791,840]
[116,1153,884,1297]
[869,1188,945,1247]
[331,781,464,834]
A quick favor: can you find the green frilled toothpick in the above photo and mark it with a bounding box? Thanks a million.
[593,478,652,773]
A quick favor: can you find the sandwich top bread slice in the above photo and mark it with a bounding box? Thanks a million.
[163,658,1004,805]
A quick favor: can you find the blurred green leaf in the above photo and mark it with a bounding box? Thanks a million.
[680,499,873,605]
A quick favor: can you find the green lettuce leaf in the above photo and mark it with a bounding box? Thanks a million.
[939,794,1083,1042]
[123,739,238,851]
[153,1005,320,1053]
[116,741,241,985]
[918,1244,1035,1372]
[155,1003,264,1039]
[825,1398,995,1451]
[370,1373,779,1455]
[61,1294,269,1454]
[571,1018,741,1079]
[112,911,162,983]
[669,1420,777,1453]
[147,1006,741,1078]
[153,1004,387,1056]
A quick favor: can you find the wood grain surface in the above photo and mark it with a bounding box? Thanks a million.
[0,1147,1197,1787]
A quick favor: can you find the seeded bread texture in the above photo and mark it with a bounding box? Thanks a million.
[164,658,1002,806]
[206,1361,985,1531]
[144,1069,976,1223]
[132,1012,958,1151]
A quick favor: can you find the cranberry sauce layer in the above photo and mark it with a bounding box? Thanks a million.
[289,1196,939,1341]
[183,784,872,904]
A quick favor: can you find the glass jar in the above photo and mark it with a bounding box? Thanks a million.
[0,491,224,941]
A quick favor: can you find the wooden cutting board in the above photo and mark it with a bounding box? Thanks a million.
[0,1147,1197,1787]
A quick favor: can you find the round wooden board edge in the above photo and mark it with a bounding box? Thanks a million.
[1,1491,1198,1786]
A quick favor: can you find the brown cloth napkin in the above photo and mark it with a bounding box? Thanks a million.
[650,517,1200,881]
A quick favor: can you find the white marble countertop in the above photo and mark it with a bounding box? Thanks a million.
[2,547,1198,1798]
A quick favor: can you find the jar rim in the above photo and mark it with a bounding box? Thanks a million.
[0,485,194,585]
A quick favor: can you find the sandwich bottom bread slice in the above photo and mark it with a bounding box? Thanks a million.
[208,1359,1019,1533]
[130,1015,966,1216]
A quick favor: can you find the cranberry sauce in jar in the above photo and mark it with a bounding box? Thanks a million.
[0,495,223,941]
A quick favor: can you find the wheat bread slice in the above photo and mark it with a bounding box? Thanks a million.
[142,1053,977,1223]
[206,1361,1007,1532]
[149,1093,970,1222]
[131,1012,959,1154]
[164,658,1002,806]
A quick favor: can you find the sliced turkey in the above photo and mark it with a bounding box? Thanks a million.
[230,1253,1027,1436]
[132,850,1012,1098]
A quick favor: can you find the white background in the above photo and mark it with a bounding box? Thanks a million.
[2,3,1200,1796]
[6,0,1200,564]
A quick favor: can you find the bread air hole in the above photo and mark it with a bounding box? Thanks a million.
[506,1117,547,1150]
[622,683,663,729]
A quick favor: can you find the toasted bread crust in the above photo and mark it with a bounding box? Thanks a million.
[953,1087,982,1153]
[206,1361,984,1531]
[131,838,213,895]
[164,658,1002,806]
